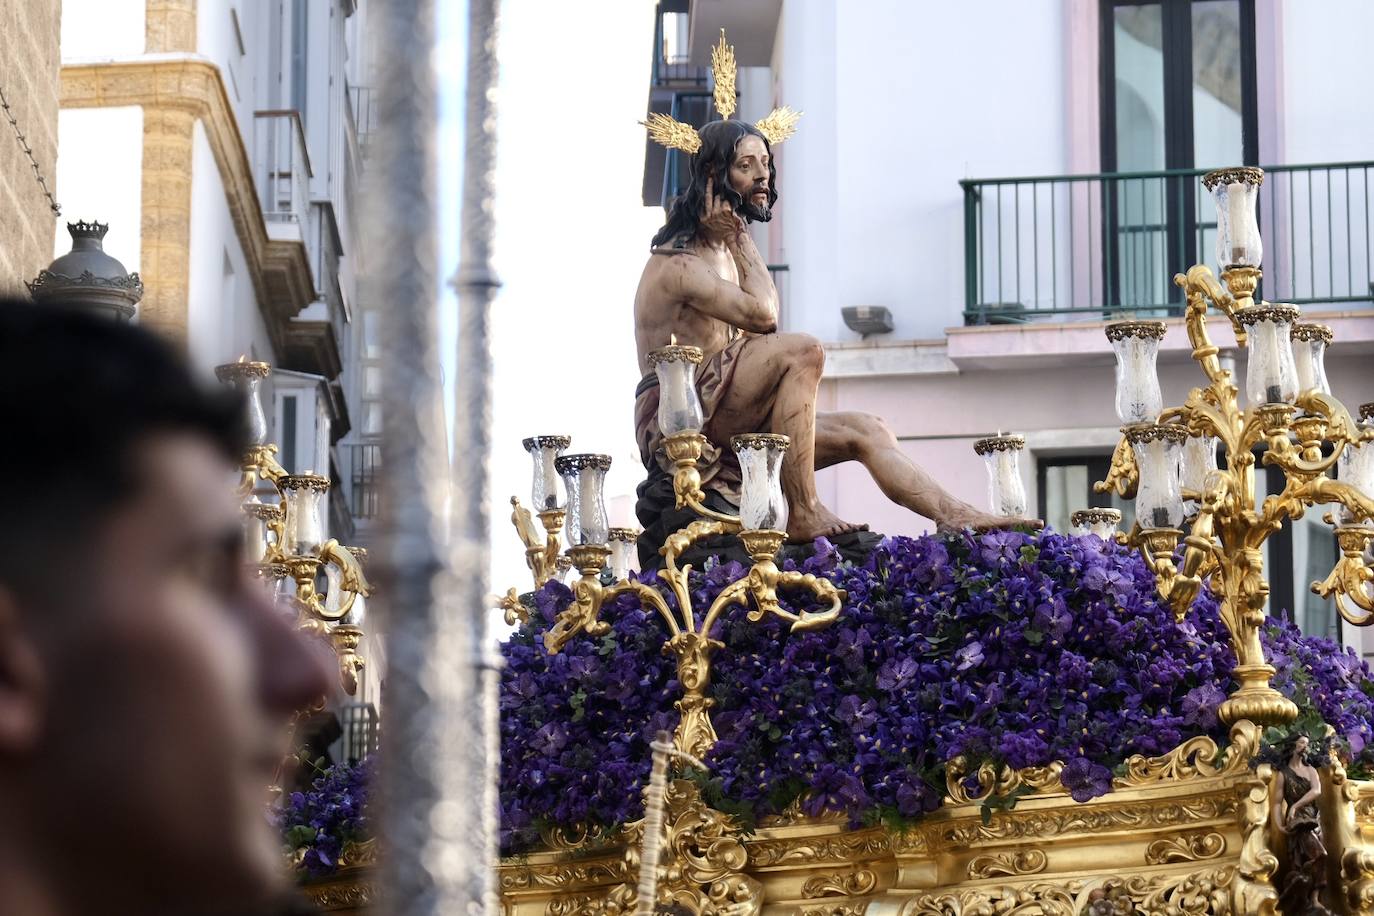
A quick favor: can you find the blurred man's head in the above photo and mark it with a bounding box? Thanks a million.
[0,301,332,914]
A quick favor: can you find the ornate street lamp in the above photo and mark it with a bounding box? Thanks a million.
[27,221,143,320]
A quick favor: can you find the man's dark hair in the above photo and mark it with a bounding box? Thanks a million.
[650,119,778,249]
[0,299,248,598]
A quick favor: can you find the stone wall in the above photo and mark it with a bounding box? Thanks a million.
[0,0,61,294]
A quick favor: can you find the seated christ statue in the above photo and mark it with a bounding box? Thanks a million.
[634,111,1030,544]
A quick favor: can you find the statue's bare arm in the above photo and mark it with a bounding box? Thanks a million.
[668,252,778,335]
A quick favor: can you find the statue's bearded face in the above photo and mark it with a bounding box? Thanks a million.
[728,133,772,222]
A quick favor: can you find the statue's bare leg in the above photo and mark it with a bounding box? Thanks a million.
[814,411,1040,531]
[705,334,864,541]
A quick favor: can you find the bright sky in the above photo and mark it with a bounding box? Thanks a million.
[439,1,665,606]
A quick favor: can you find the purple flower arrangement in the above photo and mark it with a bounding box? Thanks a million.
[497,530,1374,855]
[271,754,374,877]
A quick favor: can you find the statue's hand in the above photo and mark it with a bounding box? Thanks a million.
[701,175,745,243]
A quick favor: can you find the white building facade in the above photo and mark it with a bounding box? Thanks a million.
[52,0,384,747]
[646,0,1374,650]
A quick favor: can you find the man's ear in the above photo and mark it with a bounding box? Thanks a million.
[0,587,45,752]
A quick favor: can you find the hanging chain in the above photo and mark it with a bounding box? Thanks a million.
[0,84,61,217]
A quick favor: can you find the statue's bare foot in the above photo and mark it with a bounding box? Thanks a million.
[786,506,868,543]
[936,508,1043,534]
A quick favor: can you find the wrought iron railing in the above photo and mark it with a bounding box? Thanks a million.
[961,162,1374,324]
[252,110,314,224]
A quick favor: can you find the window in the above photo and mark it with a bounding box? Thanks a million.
[1100,0,1258,311]
[1037,454,1136,536]
[280,395,298,473]
[1039,450,1340,640]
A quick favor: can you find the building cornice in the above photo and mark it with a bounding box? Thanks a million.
[59,56,315,355]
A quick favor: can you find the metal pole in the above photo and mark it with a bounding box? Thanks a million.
[452,0,504,912]
[368,0,475,913]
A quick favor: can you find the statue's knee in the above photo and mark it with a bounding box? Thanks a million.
[857,413,898,451]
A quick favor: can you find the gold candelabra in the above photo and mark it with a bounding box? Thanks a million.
[505,382,845,913]
[216,359,374,695]
[507,429,843,760]
[1097,166,1374,728]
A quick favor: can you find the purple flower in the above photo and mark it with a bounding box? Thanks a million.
[493,529,1374,854]
[955,640,985,671]
[1060,757,1113,803]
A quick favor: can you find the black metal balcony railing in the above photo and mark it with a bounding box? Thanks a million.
[961,162,1374,324]
[350,443,382,520]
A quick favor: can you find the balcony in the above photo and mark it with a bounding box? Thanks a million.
[961,161,1374,324]
[253,111,314,240]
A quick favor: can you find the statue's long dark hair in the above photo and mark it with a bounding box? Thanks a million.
[1251,731,1334,770]
[651,120,778,249]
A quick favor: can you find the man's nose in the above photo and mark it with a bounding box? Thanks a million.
[247,579,336,712]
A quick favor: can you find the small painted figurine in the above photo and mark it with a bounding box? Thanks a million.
[1270,734,1335,916]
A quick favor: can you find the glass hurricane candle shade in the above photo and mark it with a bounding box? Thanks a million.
[1236,305,1300,406]
[281,474,329,554]
[340,547,368,626]
[1106,322,1167,424]
[1070,508,1122,540]
[1291,324,1333,397]
[648,345,705,436]
[1339,407,1374,525]
[555,454,612,546]
[243,498,269,563]
[214,360,271,446]
[1204,168,1263,269]
[732,434,790,532]
[1180,434,1219,515]
[973,435,1027,518]
[608,528,639,581]
[523,435,571,511]
[1127,425,1189,529]
[323,561,344,616]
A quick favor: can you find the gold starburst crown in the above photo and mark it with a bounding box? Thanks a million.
[642,29,802,155]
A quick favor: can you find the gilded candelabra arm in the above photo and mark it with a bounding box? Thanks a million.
[1300,478,1374,528]
[509,498,567,589]
[659,518,743,623]
[662,431,742,526]
[499,587,528,626]
[311,540,373,623]
[1167,482,1229,619]
[1094,435,1138,498]
[1175,264,1246,386]
[1312,526,1374,626]
[544,545,682,654]
[698,530,846,637]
